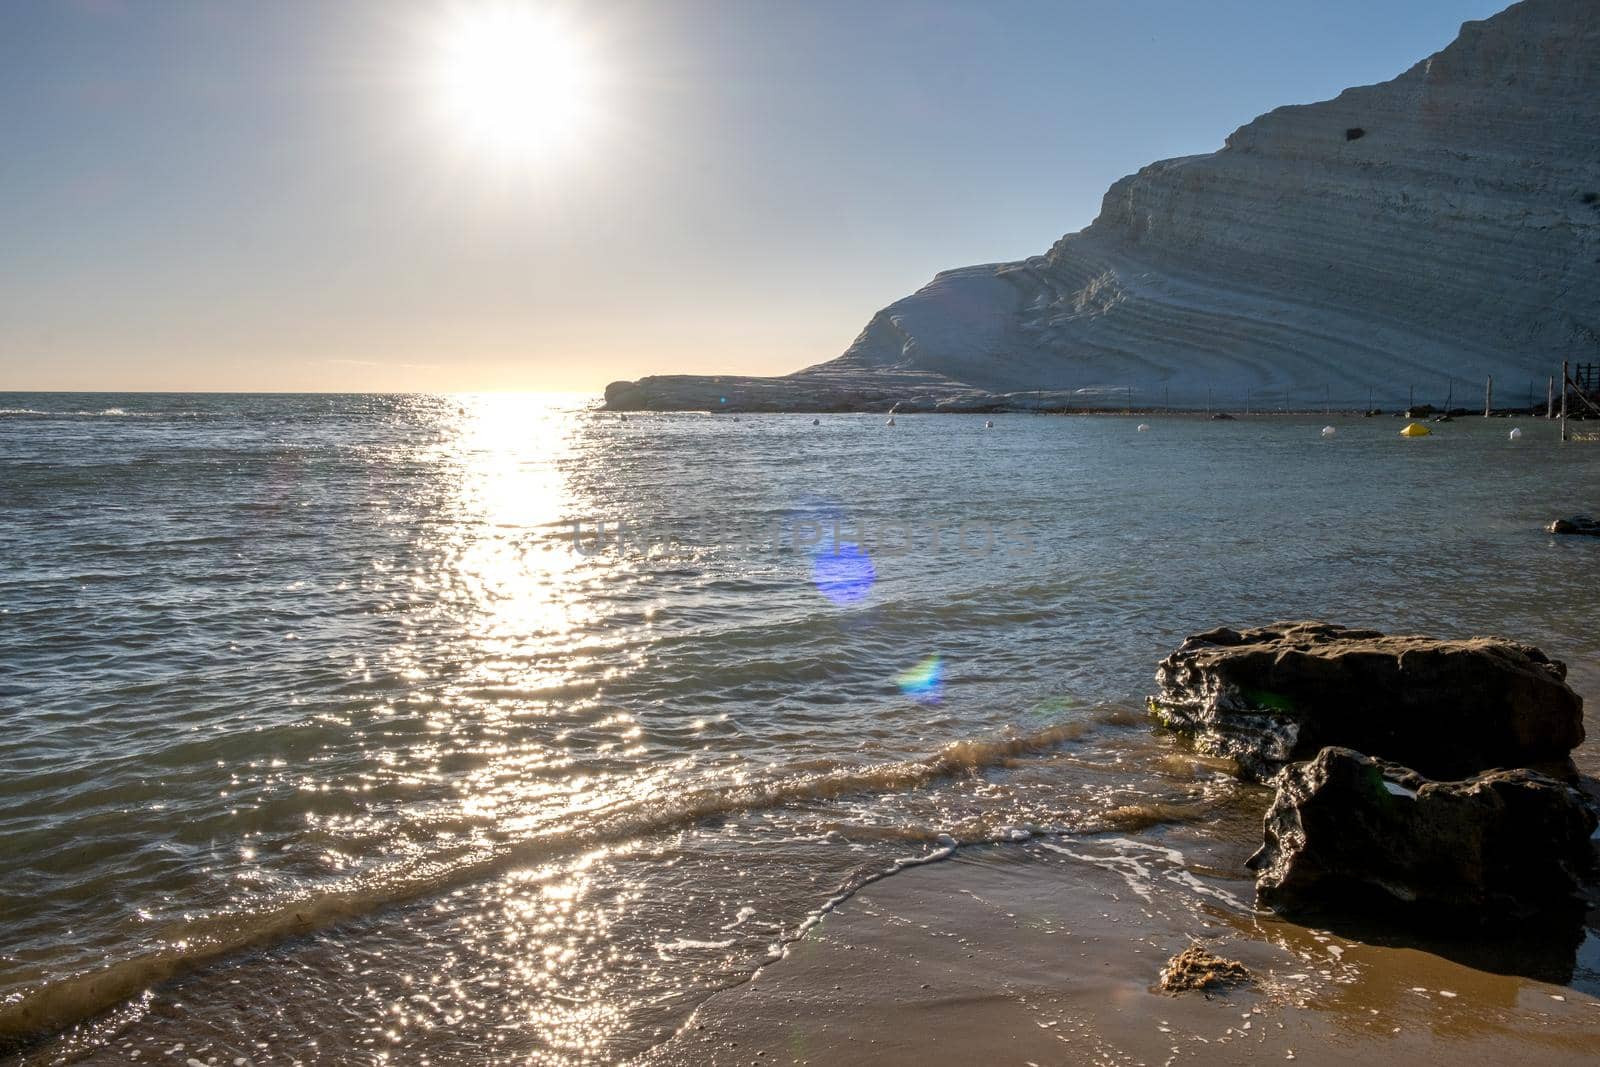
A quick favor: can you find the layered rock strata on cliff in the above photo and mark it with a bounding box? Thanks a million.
[606,0,1600,413]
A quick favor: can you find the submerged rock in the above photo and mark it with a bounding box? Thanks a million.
[1149,621,1583,780]
[1246,747,1597,924]
[1157,945,1254,993]
[1548,515,1600,536]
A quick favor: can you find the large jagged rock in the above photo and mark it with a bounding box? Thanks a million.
[1149,621,1583,780]
[606,0,1600,413]
[1246,747,1597,924]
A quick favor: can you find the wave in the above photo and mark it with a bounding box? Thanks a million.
[1037,836,1249,911]
[0,717,1111,1047]
[789,834,961,946]
[655,937,739,961]
[699,794,1234,999]
[0,408,187,418]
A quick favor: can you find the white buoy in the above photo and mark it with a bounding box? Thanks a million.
[886,416,896,426]
[984,419,994,428]
[1509,427,1523,440]
[1137,423,1150,432]
[1321,426,1337,437]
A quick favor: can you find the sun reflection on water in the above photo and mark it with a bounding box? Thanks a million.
[312,395,661,1057]
[415,397,693,1059]
[442,394,592,644]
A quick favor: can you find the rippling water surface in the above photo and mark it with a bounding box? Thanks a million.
[2,393,1596,1063]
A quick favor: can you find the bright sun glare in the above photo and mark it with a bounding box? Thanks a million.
[433,4,593,160]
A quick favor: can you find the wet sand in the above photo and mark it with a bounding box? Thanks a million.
[639,824,1600,1066]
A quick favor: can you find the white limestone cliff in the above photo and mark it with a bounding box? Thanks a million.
[605,0,1600,412]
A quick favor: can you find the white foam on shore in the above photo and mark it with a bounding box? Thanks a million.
[1038,835,1248,911]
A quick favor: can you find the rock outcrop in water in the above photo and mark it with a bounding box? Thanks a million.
[605,0,1600,413]
[1245,747,1597,924]
[1548,515,1600,537]
[1149,621,1584,781]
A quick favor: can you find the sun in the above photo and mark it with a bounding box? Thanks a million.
[432,4,593,161]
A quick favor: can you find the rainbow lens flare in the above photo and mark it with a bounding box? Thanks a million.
[896,655,943,703]
[810,540,875,605]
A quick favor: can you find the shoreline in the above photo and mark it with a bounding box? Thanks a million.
[638,823,1600,1066]
[637,644,1600,1067]
[601,404,1577,419]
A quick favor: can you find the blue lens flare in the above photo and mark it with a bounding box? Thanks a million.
[896,655,943,703]
[810,540,875,605]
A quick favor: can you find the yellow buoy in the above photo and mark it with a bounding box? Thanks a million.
[1399,422,1431,437]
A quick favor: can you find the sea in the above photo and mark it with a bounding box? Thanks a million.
[1,392,1596,1064]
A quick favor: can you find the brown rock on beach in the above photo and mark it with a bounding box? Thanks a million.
[1149,621,1585,780]
[1246,746,1598,924]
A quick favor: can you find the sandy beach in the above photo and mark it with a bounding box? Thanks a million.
[643,820,1600,1066]
[644,657,1600,1067]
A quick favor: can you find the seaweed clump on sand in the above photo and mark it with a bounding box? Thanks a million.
[1158,944,1254,993]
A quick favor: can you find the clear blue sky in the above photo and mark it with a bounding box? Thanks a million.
[0,0,1509,393]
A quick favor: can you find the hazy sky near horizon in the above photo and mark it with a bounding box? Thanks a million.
[2,0,1508,394]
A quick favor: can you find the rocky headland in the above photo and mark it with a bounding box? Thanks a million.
[606,0,1600,413]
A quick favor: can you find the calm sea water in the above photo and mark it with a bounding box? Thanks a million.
[2,393,1596,1064]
